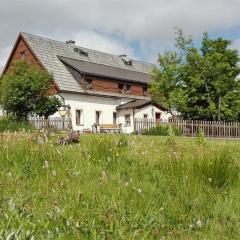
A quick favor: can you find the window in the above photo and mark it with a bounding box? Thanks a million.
[95,111,102,125]
[119,55,133,65]
[118,83,124,93]
[125,114,131,126]
[143,86,148,96]
[84,79,92,89]
[76,110,83,126]
[113,112,117,125]
[118,83,131,93]
[143,114,148,119]
[74,47,88,57]
[155,112,161,123]
[20,51,26,59]
[126,84,131,93]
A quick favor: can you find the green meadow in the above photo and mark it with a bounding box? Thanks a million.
[0,133,240,239]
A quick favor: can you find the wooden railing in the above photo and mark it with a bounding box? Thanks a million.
[134,118,240,138]
[28,117,72,130]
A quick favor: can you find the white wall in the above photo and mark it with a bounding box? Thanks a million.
[60,93,132,131]
[134,105,171,120]
[55,93,171,133]
[117,105,172,133]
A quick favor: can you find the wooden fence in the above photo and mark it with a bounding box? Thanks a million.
[134,118,240,138]
[28,117,72,130]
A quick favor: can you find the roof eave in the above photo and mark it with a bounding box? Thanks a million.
[58,55,150,85]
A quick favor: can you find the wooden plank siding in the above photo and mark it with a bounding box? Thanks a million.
[4,36,58,95]
[5,37,40,72]
[82,75,148,96]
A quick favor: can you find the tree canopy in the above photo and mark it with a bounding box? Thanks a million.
[150,30,240,121]
[0,61,62,120]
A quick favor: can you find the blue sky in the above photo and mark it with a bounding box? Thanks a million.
[1,0,240,70]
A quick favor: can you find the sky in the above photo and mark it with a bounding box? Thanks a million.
[1,0,240,71]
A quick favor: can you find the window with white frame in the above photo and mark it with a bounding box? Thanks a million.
[125,114,131,126]
[76,109,83,126]
[113,112,117,125]
[95,111,102,125]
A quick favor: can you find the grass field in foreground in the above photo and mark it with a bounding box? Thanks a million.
[0,133,240,239]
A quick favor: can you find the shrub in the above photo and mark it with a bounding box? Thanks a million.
[0,115,34,132]
[57,131,80,145]
[142,124,182,136]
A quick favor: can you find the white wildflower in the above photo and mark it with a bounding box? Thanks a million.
[137,188,142,194]
[8,198,15,211]
[196,219,202,228]
[101,170,107,179]
[44,160,49,169]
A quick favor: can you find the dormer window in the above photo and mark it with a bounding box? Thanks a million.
[119,54,133,66]
[74,47,88,57]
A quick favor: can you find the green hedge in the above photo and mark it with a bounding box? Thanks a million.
[0,115,34,132]
[142,124,182,136]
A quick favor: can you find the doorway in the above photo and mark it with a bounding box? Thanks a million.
[155,112,161,123]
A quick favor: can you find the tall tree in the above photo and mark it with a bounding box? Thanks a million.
[0,60,62,120]
[150,30,240,121]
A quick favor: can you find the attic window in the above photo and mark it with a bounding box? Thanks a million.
[119,54,132,66]
[74,47,88,57]
[20,51,26,59]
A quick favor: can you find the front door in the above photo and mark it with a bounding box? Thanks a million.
[155,112,161,123]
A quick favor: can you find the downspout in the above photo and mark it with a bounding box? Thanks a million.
[81,73,88,93]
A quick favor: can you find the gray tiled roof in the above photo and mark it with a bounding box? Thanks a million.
[22,32,155,94]
[58,56,151,84]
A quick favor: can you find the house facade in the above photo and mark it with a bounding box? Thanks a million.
[2,32,171,133]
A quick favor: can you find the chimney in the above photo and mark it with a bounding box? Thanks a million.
[65,40,75,46]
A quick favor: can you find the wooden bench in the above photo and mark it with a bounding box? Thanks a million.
[99,124,120,133]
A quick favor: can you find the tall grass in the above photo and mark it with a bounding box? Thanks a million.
[0,133,240,239]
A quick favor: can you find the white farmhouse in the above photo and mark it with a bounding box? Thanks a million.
[2,32,171,133]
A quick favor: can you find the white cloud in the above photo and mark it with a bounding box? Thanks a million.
[73,30,135,57]
[0,0,240,67]
[0,46,12,73]
[232,39,240,53]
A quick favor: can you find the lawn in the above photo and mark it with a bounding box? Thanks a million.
[0,133,240,239]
